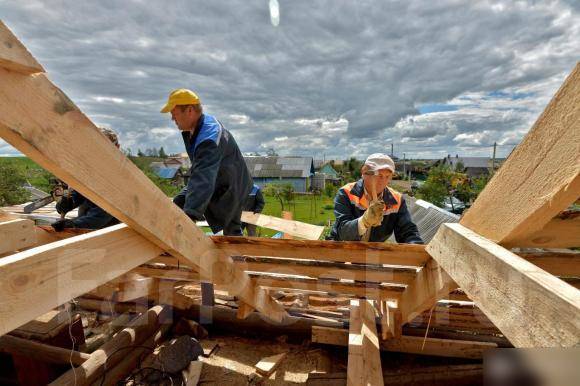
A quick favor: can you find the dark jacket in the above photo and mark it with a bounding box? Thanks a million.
[173,113,252,234]
[328,179,423,244]
[243,184,265,213]
[56,191,118,229]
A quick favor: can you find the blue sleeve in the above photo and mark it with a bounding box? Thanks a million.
[333,188,362,241]
[183,140,221,221]
[394,199,424,244]
[71,206,114,229]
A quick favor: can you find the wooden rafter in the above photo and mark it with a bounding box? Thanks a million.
[428,223,580,347]
[0,218,36,255]
[0,22,287,323]
[460,63,580,247]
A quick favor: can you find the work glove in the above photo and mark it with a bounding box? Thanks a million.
[51,219,76,232]
[361,200,384,228]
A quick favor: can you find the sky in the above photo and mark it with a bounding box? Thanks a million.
[0,0,578,160]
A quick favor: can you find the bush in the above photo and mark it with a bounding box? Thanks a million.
[323,204,334,210]
[0,162,29,205]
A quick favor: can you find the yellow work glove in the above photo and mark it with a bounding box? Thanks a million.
[361,200,384,228]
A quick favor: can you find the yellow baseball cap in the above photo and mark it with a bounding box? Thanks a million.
[160,89,201,113]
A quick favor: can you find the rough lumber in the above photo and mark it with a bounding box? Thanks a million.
[0,218,36,254]
[428,223,580,347]
[134,266,405,300]
[399,258,457,324]
[347,299,384,386]
[50,305,172,386]
[0,46,286,322]
[312,326,496,359]
[236,301,255,319]
[0,20,44,74]
[460,63,580,246]
[517,250,580,277]
[511,213,580,248]
[232,255,417,284]
[117,273,159,302]
[211,236,430,266]
[241,211,324,240]
[0,334,90,366]
[255,352,287,377]
[0,224,163,337]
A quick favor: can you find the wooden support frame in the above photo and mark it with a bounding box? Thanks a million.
[460,63,580,247]
[312,326,497,359]
[0,224,163,337]
[0,22,287,323]
[428,223,580,347]
[347,299,384,386]
[0,218,36,255]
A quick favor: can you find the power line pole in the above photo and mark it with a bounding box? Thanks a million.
[492,142,497,174]
[403,152,406,179]
[391,143,394,158]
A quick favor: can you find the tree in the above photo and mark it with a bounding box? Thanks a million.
[137,148,144,157]
[266,148,278,156]
[0,162,29,206]
[159,147,167,158]
[263,183,294,212]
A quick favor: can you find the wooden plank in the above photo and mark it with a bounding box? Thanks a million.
[0,224,163,337]
[241,211,324,240]
[116,273,159,302]
[427,223,580,347]
[510,214,580,248]
[237,301,255,319]
[0,219,36,254]
[517,250,580,277]
[399,258,457,324]
[0,64,287,322]
[211,236,430,267]
[0,334,89,366]
[134,266,405,300]
[282,211,294,239]
[0,21,44,74]
[312,326,496,359]
[347,299,384,386]
[232,255,417,284]
[461,63,580,246]
[254,352,287,377]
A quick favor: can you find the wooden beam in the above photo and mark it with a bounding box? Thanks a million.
[231,255,417,284]
[427,223,580,347]
[517,250,580,277]
[347,299,384,386]
[509,213,580,248]
[460,63,580,246]
[0,21,44,74]
[0,224,163,337]
[0,218,36,255]
[399,258,457,324]
[0,49,287,322]
[237,301,255,319]
[312,326,497,359]
[134,266,405,300]
[210,236,430,267]
[241,211,324,240]
[116,273,160,302]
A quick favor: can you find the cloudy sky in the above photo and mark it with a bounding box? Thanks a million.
[1,0,578,160]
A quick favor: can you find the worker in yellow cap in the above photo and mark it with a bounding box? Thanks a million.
[160,89,252,236]
[328,153,423,244]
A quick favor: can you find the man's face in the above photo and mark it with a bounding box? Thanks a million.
[170,105,199,131]
[362,168,393,197]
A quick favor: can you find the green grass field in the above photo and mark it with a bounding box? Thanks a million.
[0,156,53,193]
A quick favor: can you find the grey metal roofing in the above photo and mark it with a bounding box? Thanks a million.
[244,156,314,178]
[388,196,460,243]
[444,156,490,169]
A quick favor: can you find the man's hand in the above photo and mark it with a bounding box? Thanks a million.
[361,200,384,228]
[51,219,75,232]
